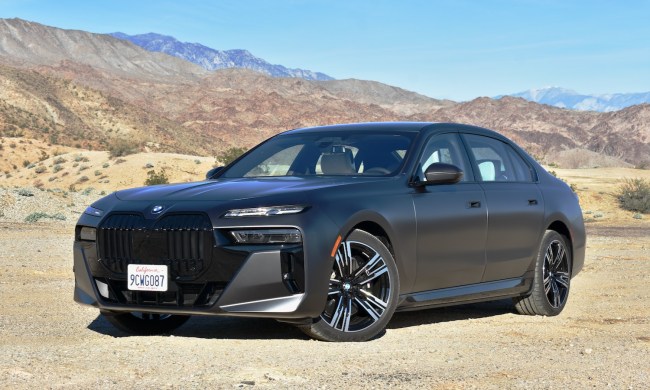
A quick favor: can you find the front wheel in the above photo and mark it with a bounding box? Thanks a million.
[300,229,399,342]
[102,311,190,335]
[514,230,572,316]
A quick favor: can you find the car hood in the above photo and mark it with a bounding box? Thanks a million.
[114,177,377,202]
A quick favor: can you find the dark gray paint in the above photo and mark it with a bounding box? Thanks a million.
[73,122,586,322]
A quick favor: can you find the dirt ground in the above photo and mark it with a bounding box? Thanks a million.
[1,169,649,389]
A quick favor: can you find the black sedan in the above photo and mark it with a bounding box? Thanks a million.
[73,122,585,342]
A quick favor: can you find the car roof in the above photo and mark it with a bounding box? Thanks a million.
[283,122,434,135]
[282,122,503,138]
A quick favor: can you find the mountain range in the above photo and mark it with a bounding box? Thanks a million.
[110,32,333,81]
[502,87,650,112]
[0,18,648,171]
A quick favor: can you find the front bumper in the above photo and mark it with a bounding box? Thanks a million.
[73,212,338,320]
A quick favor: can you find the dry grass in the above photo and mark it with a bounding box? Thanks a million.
[550,166,650,225]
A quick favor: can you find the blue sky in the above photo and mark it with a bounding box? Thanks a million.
[1,0,649,101]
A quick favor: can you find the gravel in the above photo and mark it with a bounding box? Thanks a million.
[0,192,648,389]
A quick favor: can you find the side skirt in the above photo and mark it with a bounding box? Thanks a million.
[397,276,533,312]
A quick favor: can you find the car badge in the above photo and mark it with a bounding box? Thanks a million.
[151,205,165,214]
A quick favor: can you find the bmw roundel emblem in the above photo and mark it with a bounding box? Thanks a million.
[151,205,165,214]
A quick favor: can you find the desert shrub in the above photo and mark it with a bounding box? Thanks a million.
[24,212,66,223]
[81,187,94,196]
[54,156,66,164]
[195,159,201,165]
[24,212,48,222]
[216,147,248,166]
[53,164,63,173]
[38,151,49,161]
[617,178,650,213]
[22,160,31,167]
[34,166,46,174]
[145,168,169,186]
[17,188,34,197]
[115,158,126,164]
[108,138,138,158]
[102,162,110,168]
[78,165,89,172]
[74,154,90,163]
[77,176,89,183]
[94,170,101,176]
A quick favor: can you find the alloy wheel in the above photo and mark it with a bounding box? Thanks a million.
[542,239,570,308]
[321,240,392,332]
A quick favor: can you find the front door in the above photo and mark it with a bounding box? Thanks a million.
[411,133,488,292]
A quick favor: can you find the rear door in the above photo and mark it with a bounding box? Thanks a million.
[411,132,488,292]
[462,134,545,281]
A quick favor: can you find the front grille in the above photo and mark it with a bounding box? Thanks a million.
[97,213,214,280]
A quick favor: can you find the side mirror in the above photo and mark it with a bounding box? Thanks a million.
[423,163,463,184]
[206,166,224,179]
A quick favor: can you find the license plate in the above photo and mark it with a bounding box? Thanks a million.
[127,264,168,292]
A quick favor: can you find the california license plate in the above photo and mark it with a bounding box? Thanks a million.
[127,264,168,292]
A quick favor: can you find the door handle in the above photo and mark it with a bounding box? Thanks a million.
[469,201,481,208]
[528,199,538,206]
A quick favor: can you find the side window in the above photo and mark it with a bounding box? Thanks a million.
[464,134,534,182]
[504,145,535,182]
[418,133,470,182]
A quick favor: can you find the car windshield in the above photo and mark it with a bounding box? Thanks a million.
[221,131,415,178]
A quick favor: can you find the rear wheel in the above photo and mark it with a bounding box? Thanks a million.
[514,230,572,316]
[300,229,399,342]
[102,311,190,335]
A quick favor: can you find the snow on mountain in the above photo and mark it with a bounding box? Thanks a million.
[499,87,650,112]
[110,32,333,81]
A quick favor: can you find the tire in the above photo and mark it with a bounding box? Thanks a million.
[102,311,190,335]
[299,229,399,342]
[514,230,572,316]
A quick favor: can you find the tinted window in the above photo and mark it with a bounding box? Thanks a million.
[222,131,415,178]
[464,134,534,182]
[417,133,470,182]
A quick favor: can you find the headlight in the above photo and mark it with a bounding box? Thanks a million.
[84,206,104,217]
[223,205,306,218]
[230,229,302,244]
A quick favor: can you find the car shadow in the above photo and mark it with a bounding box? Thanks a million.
[388,299,515,329]
[87,299,515,340]
[87,314,309,340]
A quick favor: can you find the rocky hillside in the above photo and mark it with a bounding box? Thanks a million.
[0,18,206,81]
[0,18,648,170]
[423,97,650,166]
